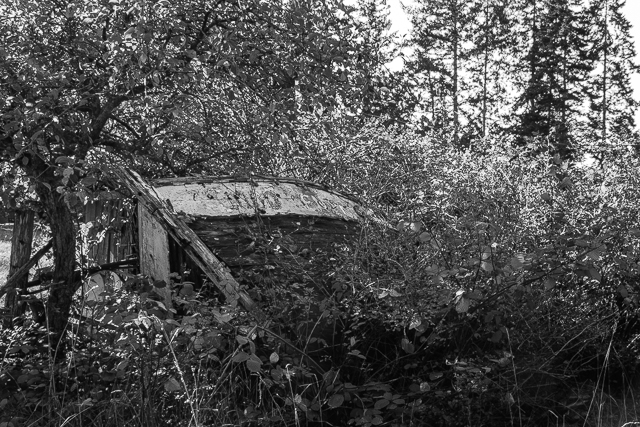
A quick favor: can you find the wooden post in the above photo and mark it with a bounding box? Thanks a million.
[4,210,34,326]
[112,167,266,323]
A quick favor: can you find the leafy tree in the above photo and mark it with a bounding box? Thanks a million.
[0,0,387,344]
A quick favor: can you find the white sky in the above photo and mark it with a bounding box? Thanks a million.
[386,0,640,127]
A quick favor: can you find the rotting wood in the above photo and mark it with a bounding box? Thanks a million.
[0,238,53,301]
[137,203,172,308]
[112,167,266,323]
[189,215,358,268]
[153,177,362,221]
[83,195,135,266]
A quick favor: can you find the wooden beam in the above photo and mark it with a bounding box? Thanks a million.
[112,167,265,322]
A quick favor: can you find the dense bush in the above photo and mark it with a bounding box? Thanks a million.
[2,129,640,426]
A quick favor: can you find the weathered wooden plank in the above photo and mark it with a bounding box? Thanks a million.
[138,203,172,307]
[113,167,265,321]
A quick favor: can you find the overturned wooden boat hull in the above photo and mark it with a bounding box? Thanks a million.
[149,176,362,274]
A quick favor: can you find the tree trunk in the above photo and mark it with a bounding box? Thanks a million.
[602,0,609,146]
[4,209,34,327]
[452,0,460,146]
[481,0,489,138]
[36,184,78,354]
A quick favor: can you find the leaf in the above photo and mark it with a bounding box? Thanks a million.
[544,278,556,290]
[466,291,482,300]
[618,285,629,299]
[232,352,250,363]
[586,246,605,261]
[179,283,194,296]
[374,398,389,409]
[481,261,493,272]
[164,377,181,392]
[246,355,262,373]
[327,393,344,408]
[81,177,97,186]
[55,156,74,164]
[269,352,279,364]
[510,254,525,269]
[490,330,503,343]
[559,177,572,189]
[505,392,515,405]
[428,372,443,381]
[396,220,410,231]
[400,338,414,354]
[456,297,470,313]
[419,232,430,242]
[419,382,431,392]
[124,27,136,38]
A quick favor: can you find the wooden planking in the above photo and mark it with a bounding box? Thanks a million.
[138,204,172,308]
[83,194,135,267]
[153,179,363,221]
[189,215,358,267]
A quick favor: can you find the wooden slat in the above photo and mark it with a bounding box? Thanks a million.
[112,167,265,322]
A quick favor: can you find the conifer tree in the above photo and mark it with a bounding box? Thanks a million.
[405,0,475,144]
[584,0,638,152]
[465,0,513,138]
[515,0,593,159]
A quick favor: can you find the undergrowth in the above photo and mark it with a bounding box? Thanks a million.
[1,130,640,426]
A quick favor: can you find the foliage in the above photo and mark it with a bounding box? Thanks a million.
[0,0,393,339]
[4,126,640,426]
[1,0,640,423]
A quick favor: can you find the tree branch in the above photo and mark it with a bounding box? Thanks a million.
[0,239,52,301]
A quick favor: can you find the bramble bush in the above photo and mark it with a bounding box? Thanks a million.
[1,128,640,426]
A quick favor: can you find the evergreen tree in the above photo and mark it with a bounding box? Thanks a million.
[405,0,475,144]
[515,0,593,159]
[584,0,638,153]
[465,0,513,138]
